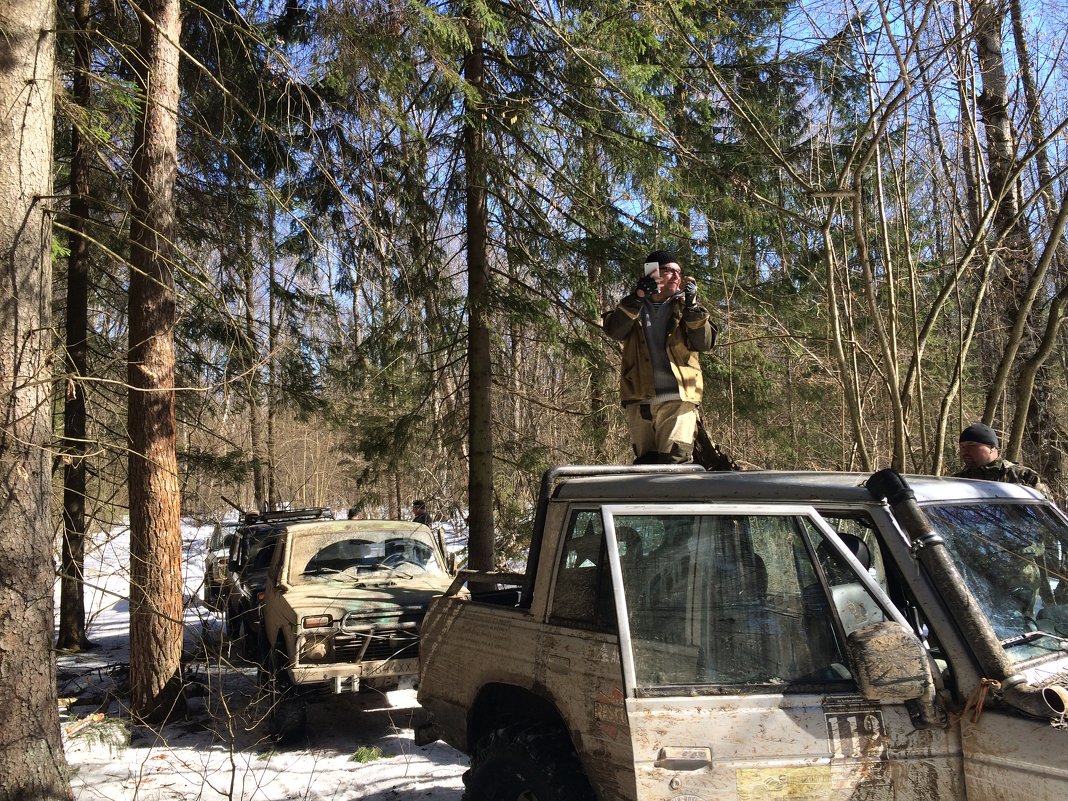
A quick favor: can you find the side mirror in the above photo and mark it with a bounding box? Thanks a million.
[847,621,944,729]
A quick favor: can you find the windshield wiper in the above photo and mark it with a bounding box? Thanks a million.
[372,563,414,579]
[1001,629,1068,649]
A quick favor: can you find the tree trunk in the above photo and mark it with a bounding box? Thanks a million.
[852,177,906,470]
[970,0,1038,428]
[822,222,872,471]
[0,0,72,793]
[242,236,266,510]
[267,204,279,510]
[127,0,185,723]
[464,11,495,571]
[57,0,94,652]
[1008,0,1067,480]
[970,0,1019,240]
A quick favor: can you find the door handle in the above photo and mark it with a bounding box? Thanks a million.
[654,747,712,771]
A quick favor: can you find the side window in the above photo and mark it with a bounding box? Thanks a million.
[268,534,286,583]
[806,517,891,639]
[618,513,864,688]
[550,510,614,630]
[249,536,277,573]
[819,515,888,591]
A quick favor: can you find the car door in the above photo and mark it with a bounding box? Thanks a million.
[601,503,965,801]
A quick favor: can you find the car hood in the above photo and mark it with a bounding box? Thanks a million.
[281,575,452,620]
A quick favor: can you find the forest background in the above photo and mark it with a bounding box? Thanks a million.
[4,0,1068,795]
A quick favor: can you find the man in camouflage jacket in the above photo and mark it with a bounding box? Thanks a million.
[955,422,1048,495]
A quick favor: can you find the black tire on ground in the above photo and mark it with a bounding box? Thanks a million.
[462,723,597,801]
[224,606,242,640]
[222,611,246,663]
[240,624,262,661]
[263,647,307,744]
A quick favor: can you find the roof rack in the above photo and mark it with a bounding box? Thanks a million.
[222,495,335,526]
[242,506,334,525]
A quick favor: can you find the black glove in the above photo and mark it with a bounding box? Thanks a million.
[684,278,698,307]
[635,274,658,298]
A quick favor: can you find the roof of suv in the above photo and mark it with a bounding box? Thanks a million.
[550,468,1045,506]
[278,519,432,536]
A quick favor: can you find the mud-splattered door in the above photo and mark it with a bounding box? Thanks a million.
[599,503,965,801]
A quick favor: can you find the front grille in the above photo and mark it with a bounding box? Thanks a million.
[333,627,420,663]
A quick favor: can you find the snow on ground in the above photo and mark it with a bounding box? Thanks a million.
[56,519,468,800]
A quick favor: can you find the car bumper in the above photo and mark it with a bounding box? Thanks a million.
[291,656,420,693]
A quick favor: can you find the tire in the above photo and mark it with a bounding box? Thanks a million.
[263,647,307,744]
[224,605,242,641]
[240,622,263,662]
[462,724,596,801]
[223,610,247,663]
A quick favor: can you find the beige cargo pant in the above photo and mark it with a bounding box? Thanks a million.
[626,400,697,463]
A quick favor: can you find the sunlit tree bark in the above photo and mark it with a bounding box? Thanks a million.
[127,0,185,722]
[0,0,72,792]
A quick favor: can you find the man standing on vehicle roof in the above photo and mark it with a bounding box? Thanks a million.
[955,422,1048,495]
[603,249,717,464]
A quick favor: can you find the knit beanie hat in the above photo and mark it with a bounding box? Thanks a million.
[959,422,998,448]
[644,250,678,269]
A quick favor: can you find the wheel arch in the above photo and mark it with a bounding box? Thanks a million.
[467,682,573,753]
[261,606,293,658]
[270,631,293,663]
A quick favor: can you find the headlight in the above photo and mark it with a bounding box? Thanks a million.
[301,635,332,662]
[302,614,332,629]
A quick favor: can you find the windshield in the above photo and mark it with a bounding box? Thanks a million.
[287,528,445,584]
[925,501,1068,663]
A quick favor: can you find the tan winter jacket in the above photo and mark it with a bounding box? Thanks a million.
[602,293,717,405]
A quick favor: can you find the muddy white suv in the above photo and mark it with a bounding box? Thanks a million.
[416,465,1068,801]
[259,518,453,741]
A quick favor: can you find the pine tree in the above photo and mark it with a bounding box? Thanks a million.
[0,0,73,792]
[127,0,185,722]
